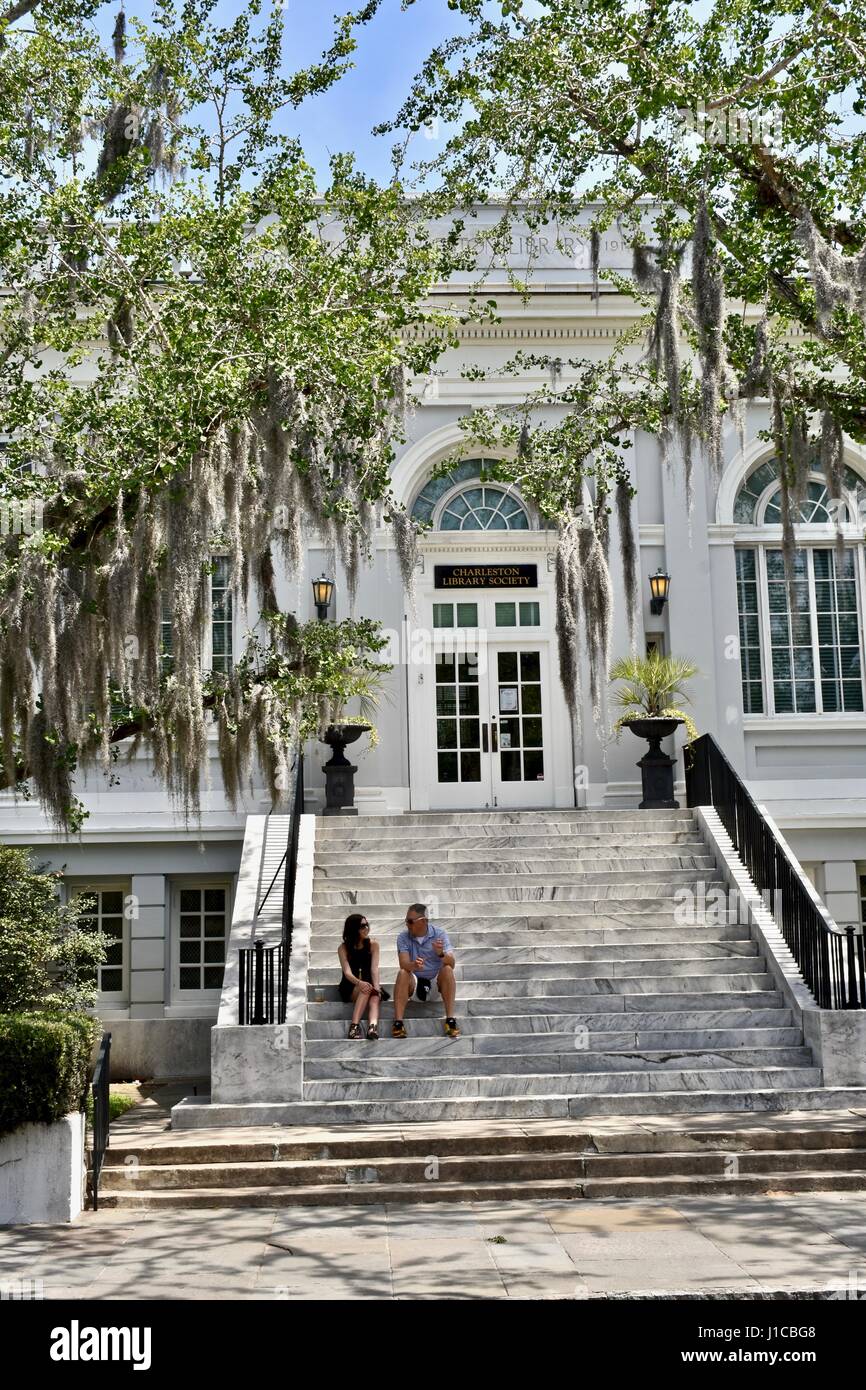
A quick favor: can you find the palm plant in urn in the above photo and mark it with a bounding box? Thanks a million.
[610,653,699,809]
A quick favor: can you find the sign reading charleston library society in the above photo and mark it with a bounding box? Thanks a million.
[434,564,538,589]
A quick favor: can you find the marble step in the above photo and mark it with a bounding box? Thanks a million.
[308,972,776,1003]
[307,961,770,991]
[305,1028,804,1056]
[311,872,720,902]
[304,1047,813,1082]
[310,906,726,926]
[313,862,719,888]
[307,989,785,1017]
[310,926,755,950]
[171,1087,866,1129]
[97,1145,866,1195]
[308,941,760,969]
[304,1007,796,1038]
[311,885,728,910]
[316,810,697,831]
[313,837,713,863]
[301,1066,823,1104]
[313,852,717,873]
[95,1169,866,1207]
[108,1116,866,1166]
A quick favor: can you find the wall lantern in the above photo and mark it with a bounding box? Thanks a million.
[312,575,334,622]
[649,568,671,616]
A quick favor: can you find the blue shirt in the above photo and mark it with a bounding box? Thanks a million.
[396,923,452,979]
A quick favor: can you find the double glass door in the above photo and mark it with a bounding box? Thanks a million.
[433,645,550,808]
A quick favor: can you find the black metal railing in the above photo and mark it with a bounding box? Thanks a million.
[89,1031,111,1211]
[238,748,304,1024]
[686,733,866,1010]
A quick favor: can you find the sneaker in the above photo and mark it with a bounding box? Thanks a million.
[347,1023,363,1040]
[415,978,432,1003]
[391,1020,407,1039]
[444,1017,461,1039]
[366,1023,379,1042]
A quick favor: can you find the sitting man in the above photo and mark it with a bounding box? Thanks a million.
[392,902,460,1039]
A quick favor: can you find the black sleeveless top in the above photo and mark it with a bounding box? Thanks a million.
[338,940,373,1001]
[346,942,373,982]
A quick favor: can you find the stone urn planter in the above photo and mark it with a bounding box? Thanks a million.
[623,717,683,809]
[320,723,370,816]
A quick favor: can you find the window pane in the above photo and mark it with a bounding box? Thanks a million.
[498,651,518,680]
[102,891,123,915]
[460,751,481,782]
[437,718,457,749]
[523,749,544,780]
[437,751,458,783]
[180,888,199,912]
[519,602,541,626]
[495,602,516,626]
[435,653,455,680]
[772,650,792,681]
[436,686,457,717]
[455,603,478,627]
[500,750,521,781]
[499,717,521,748]
[459,718,480,748]
[523,717,543,747]
[795,683,817,712]
[433,604,453,629]
[520,651,541,681]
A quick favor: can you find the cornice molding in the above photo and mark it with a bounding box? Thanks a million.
[637,524,664,545]
[409,323,630,342]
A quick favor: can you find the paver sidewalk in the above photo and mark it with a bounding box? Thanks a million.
[2,1193,866,1300]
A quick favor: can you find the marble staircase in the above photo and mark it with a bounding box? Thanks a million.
[285,807,861,1124]
[168,807,866,1135]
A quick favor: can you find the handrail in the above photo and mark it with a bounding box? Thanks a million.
[685,733,865,1010]
[89,1031,111,1211]
[239,747,304,1025]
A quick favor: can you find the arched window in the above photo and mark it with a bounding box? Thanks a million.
[733,457,865,717]
[411,459,531,531]
[734,457,863,526]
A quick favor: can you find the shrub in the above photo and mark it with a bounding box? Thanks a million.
[0,846,105,1014]
[0,1011,101,1137]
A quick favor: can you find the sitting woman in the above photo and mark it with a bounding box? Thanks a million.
[337,913,388,1040]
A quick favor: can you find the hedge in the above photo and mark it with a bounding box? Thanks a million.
[0,1011,101,1137]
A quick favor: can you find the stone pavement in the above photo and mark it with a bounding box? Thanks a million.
[2,1192,866,1299]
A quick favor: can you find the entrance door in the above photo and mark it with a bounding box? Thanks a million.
[489,646,550,808]
[430,642,551,809]
[433,645,492,808]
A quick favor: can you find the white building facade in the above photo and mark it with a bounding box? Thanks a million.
[3,211,866,1077]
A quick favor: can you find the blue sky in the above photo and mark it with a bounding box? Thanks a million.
[98,1,466,183]
[275,0,463,181]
